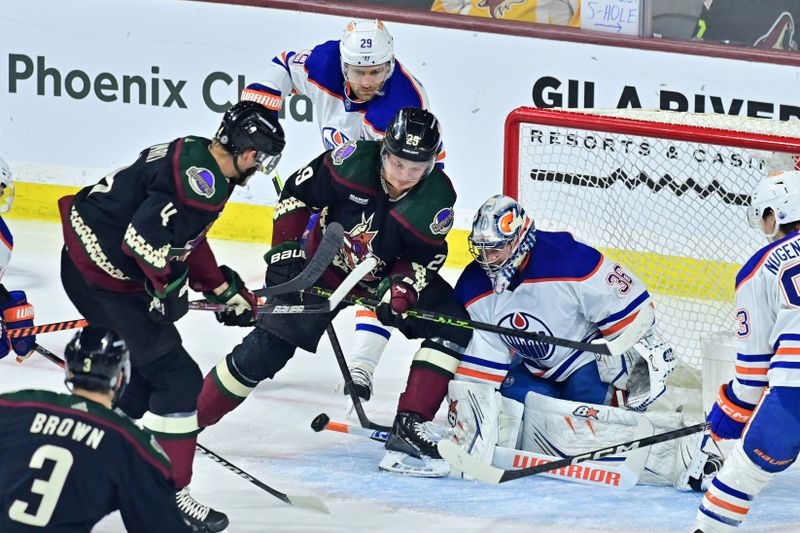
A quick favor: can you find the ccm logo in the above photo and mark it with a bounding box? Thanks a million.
[8,305,34,320]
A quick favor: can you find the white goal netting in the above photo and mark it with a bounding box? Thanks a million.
[505,107,800,385]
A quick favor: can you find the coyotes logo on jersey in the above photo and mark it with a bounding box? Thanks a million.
[340,213,384,281]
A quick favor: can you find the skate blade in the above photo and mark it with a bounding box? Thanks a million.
[378,450,450,478]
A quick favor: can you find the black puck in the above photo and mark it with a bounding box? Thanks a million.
[311,413,330,432]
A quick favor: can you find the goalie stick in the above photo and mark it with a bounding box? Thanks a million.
[310,415,643,490]
[438,421,709,484]
[188,222,345,312]
[304,288,653,357]
[30,345,329,513]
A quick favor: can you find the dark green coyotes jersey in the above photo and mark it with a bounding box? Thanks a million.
[0,390,190,532]
[63,136,231,293]
[274,140,457,292]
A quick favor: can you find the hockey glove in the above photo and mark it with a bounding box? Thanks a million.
[375,276,418,327]
[203,265,258,327]
[263,241,306,304]
[0,285,35,360]
[145,260,189,323]
[707,382,755,441]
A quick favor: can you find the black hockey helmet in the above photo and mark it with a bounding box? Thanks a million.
[216,101,286,176]
[382,107,441,167]
[64,326,130,399]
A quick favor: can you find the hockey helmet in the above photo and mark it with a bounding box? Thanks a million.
[381,107,441,174]
[216,101,286,176]
[0,156,15,214]
[469,195,536,293]
[340,19,395,79]
[747,170,800,239]
[65,326,130,401]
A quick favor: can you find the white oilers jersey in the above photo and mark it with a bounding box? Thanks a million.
[731,231,800,405]
[453,231,652,387]
[241,40,430,151]
[0,216,13,281]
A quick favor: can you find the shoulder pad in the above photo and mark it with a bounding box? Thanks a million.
[324,141,382,194]
[392,168,457,242]
[174,137,230,211]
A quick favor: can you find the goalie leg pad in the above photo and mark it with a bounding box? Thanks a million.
[447,381,502,466]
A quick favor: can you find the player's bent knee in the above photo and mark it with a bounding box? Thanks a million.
[145,346,203,414]
[230,327,296,382]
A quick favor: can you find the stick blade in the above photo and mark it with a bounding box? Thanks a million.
[286,494,330,514]
[437,440,504,484]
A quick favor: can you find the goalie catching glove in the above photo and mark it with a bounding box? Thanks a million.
[375,275,417,326]
[596,329,676,411]
[203,265,258,327]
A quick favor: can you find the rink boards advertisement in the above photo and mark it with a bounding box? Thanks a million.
[1,0,799,256]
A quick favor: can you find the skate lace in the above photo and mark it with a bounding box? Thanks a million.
[411,420,437,447]
[176,488,210,521]
[350,367,373,391]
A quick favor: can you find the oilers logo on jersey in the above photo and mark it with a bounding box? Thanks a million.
[323,128,352,151]
[498,311,555,361]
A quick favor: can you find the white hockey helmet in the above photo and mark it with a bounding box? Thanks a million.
[0,156,15,214]
[747,170,800,239]
[469,195,535,293]
[340,19,395,79]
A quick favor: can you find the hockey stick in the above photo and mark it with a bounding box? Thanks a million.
[251,257,378,315]
[304,288,652,357]
[30,346,329,513]
[438,421,710,484]
[188,222,345,312]
[194,443,329,514]
[9,319,89,339]
[310,416,642,490]
[325,326,392,433]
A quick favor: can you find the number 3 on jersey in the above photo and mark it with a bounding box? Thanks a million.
[8,445,74,526]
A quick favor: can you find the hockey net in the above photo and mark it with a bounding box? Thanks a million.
[504,107,800,401]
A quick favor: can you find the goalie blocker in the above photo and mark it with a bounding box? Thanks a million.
[444,381,722,491]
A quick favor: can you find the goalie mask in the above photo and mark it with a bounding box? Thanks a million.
[340,19,395,99]
[469,195,535,294]
[0,156,15,214]
[216,101,286,184]
[65,326,131,403]
[747,170,800,240]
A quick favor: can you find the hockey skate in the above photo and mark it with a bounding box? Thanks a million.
[675,434,724,492]
[176,487,229,532]
[379,411,450,478]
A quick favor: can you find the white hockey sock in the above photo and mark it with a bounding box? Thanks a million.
[694,442,775,532]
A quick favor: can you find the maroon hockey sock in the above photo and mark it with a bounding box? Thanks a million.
[196,372,244,428]
[157,435,197,489]
[396,365,450,421]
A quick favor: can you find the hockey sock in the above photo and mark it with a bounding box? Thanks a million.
[197,357,255,428]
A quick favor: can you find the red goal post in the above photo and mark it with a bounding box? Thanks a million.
[502,107,800,382]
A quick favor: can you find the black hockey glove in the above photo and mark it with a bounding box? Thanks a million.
[145,260,189,323]
[263,241,306,303]
[203,265,258,327]
[375,276,418,327]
